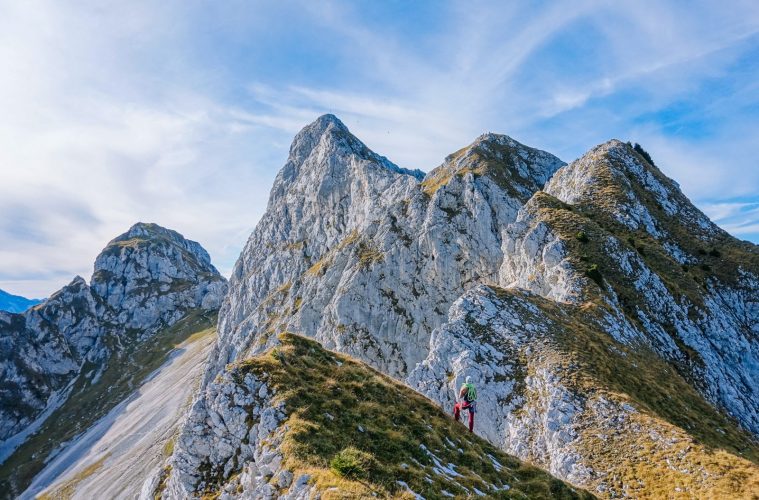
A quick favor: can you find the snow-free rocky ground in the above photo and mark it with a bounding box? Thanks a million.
[0,223,227,497]
[26,325,215,500]
[160,115,758,499]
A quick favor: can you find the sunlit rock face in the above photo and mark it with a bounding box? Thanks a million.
[0,223,226,448]
[205,114,564,381]
[162,116,758,497]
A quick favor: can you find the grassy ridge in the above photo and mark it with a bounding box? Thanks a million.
[220,333,593,499]
[486,287,759,498]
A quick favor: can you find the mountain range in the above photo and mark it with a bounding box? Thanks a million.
[0,222,226,497]
[0,290,43,314]
[1,115,757,499]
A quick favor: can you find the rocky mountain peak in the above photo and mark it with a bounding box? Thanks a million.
[121,221,187,244]
[94,223,218,281]
[106,222,217,271]
[545,139,719,244]
[0,223,226,494]
[422,132,565,200]
[274,115,423,200]
[16,116,759,500]
[66,275,88,288]
[287,114,350,164]
[469,131,521,149]
[90,223,226,328]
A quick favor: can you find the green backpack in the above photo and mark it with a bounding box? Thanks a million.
[463,382,477,402]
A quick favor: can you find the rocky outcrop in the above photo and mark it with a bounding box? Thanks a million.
[163,116,758,498]
[161,361,294,499]
[0,222,226,496]
[206,114,564,382]
[514,140,759,434]
[91,222,226,331]
[409,285,759,497]
[0,277,100,445]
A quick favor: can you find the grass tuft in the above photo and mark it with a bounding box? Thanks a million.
[330,447,375,480]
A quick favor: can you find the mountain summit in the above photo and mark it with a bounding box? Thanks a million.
[150,116,759,498]
[422,132,564,200]
[8,117,759,499]
[275,113,423,200]
[0,222,226,496]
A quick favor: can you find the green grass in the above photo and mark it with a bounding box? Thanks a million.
[520,186,759,380]
[154,465,172,500]
[0,310,218,497]
[330,446,375,480]
[420,137,551,202]
[305,256,331,277]
[356,242,384,268]
[546,143,759,304]
[210,334,593,499]
[304,230,362,278]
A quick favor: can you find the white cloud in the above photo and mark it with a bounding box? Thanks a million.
[702,202,759,238]
[1,0,758,297]
[0,1,283,297]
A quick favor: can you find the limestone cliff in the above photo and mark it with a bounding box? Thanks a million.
[161,116,759,498]
[0,222,226,496]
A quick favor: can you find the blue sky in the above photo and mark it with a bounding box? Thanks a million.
[1,0,758,298]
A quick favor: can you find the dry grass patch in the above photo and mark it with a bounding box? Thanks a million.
[38,455,109,500]
[224,334,593,499]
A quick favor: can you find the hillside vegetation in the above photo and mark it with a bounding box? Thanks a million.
[199,334,594,499]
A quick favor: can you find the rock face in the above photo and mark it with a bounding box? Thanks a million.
[0,222,226,496]
[158,116,758,497]
[541,141,759,434]
[409,286,759,497]
[409,140,759,495]
[91,223,226,330]
[206,114,564,381]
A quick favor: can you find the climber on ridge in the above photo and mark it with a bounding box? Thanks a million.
[453,376,477,432]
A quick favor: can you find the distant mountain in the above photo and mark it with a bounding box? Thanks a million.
[0,222,227,498]
[0,290,42,314]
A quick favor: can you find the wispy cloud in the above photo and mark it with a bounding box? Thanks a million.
[702,202,759,240]
[1,0,758,297]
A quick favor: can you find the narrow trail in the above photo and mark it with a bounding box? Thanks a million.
[24,332,215,500]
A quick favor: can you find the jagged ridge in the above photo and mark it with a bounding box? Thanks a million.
[207,115,564,383]
[154,115,759,498]
[0,222,227,497]
[409,285,759,498]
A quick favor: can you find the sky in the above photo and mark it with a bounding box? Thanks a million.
[1,0,758,298]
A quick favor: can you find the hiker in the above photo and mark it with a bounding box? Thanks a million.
[453,376,477,432]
